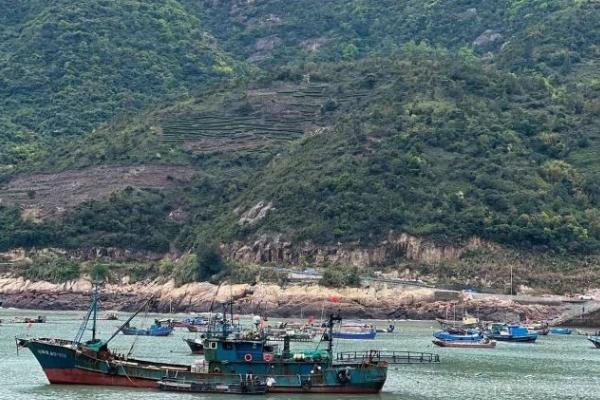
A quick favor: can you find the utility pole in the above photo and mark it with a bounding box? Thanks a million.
[510,265,513,296]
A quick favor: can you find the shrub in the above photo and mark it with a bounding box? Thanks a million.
[320,265,361,288]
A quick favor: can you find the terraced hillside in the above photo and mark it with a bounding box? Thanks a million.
[158,83,370,154]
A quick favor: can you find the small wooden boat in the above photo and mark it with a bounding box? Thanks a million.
[432,338,496,348]
[158,377,268,394]
[587,336,600,348]
[184,337,205,354]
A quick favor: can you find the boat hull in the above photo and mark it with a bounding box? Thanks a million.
[332,332,376,340]
[488,335,537,343]
[432,339,496,349]
[587,337,600,348]
[433,331,483,342]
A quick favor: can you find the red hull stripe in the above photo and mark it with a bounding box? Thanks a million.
[44,368,157,389]
[43,368,383,394]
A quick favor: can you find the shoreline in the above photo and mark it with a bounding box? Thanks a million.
[0,275,570,323]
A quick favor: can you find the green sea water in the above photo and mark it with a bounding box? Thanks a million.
[0,309,598,400]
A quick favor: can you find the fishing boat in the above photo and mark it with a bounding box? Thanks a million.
[158,377,267,394]
[587,336,600,348]
[436,305,479,329]
[15,315,47,324]
[376,324,396,333]
[486,324,537,343]
[121,319,173,336]
[526,321,549,335]
[18,289,439,393]
[265,321,316,341]
[183,337,205,354]
[173,315,208,328]
[549,327,572,335]
[332,321,376,340]
[432,338,496,348]
[433,329,483,342]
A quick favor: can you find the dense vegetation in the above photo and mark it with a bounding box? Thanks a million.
[1,0,600,288]
[0,0,243,167]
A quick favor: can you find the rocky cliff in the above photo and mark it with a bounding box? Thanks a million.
[222,233,495,267]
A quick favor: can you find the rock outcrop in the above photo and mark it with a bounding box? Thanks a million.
[0,275,562,321]
[223,233,495,267]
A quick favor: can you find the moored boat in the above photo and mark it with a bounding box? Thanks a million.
[436,313,479,329]
[121,319,173,336]
[15,315,47,324]
[526,321,549,335]
[433,329,483,342]
[173,315,208,328]
[486,324,537,343]
[332,322,376,340]
[587,336,600,348]
[432,338,496,348]
[183,337,205,354]
[550,327,572,335]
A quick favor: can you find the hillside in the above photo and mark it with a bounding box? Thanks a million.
[0,0,244,167]
[1,0,600,292]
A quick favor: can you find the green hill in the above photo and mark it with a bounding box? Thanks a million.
[1,0,600,290]
[0,0,244,167]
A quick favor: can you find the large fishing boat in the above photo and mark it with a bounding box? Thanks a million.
[17,289,440,393]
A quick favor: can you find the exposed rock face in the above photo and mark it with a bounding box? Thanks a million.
[223,233,495,266]
[473,29,503,46]
[238,201,274,225]
[0,275,563,321]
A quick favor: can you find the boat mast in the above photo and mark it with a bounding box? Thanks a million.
[327,312,342,356]
[91,283,98,341]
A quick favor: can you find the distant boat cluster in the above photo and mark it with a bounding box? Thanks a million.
[432,312,578,349]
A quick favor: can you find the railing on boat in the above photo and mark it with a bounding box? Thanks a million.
[335,350,440,365]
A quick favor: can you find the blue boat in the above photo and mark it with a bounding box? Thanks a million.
[550,327,572,335]
[433,329,483,342]
[332,322,376,340]
[121,319,173,336]
[486,324,537,343]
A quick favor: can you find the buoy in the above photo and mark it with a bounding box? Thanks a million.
[263,353,274,362]
[244,353,253,362]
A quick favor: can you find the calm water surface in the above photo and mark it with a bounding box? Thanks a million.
[0,309,598,400]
